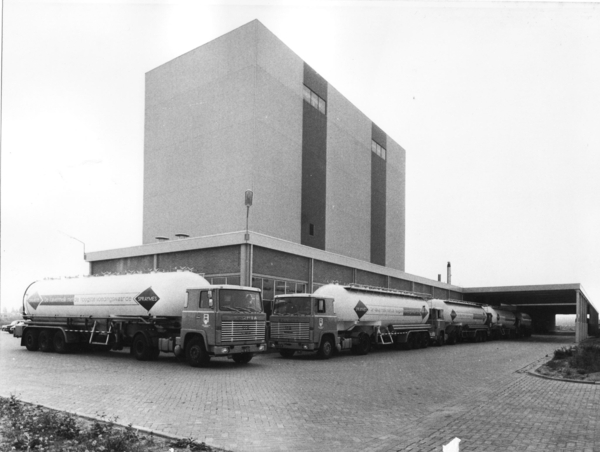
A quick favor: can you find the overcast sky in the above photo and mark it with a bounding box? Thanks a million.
[2,0,599,313]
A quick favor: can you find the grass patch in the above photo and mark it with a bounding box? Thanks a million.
[0,395,220,451]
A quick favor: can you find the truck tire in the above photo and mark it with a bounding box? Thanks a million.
[53,330,69,354]
[39,330,55,353]
[317,337,334,359]
[279,349,295,358]
[352,332,370,355]
[185,337,211,367]
[24,329,39,351]
[132,334,153,361]
[403,333,415,350]
[232,352,253,364]
[437,332,445,347]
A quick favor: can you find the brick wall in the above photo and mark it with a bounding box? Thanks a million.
[157,246,240,274]
[253,246,310,280]
[91,255,155,275]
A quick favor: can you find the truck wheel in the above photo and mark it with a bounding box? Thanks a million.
[132,334,153,361]
[24,329,39,351]
[421,333,429,348]
[317,338,334,359]
[437,332,445,347]
[53,330,69,354]
[279,349,295,358]
[39,330,55,353]
[185,337,211,367]
[352,332,370,355]
[232,352,253,364]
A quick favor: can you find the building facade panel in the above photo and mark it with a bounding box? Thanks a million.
[325,86,372,261]
[145,22,258,108]
[371,124,387,266]
[356,270,387,288]
[253,246,310,281]
[157,246,240,275]
[91,255,155,275]
[144,120,255,243]
[313,260,354,285]
[144,66,257,155]
[390,277,413,292]
[385,138,406,271]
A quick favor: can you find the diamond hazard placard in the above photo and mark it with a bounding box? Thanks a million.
[354,300,368,319]
[135,287,160,311]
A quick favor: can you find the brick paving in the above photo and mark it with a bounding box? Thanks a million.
[1,333,598,452]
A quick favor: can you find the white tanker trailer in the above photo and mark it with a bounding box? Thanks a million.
[433,300,491,344]
[484,306,532,339]
[13,271,267,366]
[268,284,448,358]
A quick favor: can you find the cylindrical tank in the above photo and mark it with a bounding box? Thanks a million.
[492,308,517,329]
[515,311,532,328]
[313,284,430,329]
[23,271,209,318]
[442,301,488,328]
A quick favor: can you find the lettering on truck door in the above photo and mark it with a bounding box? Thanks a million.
[183,289,215,343]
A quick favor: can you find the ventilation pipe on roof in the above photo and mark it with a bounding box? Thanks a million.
[155,236,169,242]
[175,233,189,240]
[438,274,441,282]
[447,262,452,285]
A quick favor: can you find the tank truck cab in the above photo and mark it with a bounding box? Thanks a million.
[268,294,337,359]
[427,299,448,346]
[177,285,267,366]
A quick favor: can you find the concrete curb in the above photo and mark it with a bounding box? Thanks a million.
[527,371,600,385]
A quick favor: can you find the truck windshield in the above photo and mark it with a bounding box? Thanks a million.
[219,290,262,313]
[272,297,312,316]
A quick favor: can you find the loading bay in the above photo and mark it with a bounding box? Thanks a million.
[1,334,598,452]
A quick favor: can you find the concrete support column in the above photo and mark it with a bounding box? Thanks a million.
[308,258,314,293]
[576,291,588,343]
[589,303,599,337]
[240,243,253,287]
[153,254,158,271]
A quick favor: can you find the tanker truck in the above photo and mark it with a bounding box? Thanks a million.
[435,300,492,344]
[13,271,267,367]
[268,284,448,359]
[484,306,532,339]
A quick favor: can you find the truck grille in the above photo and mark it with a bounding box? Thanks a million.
[221,320,266,342]
[270,322,310,340]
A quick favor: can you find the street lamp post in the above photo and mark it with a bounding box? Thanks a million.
[245,189,253,241]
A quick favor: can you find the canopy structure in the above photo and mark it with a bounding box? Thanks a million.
[463,284,597,342]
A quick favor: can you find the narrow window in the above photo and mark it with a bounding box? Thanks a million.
[309,223,315,236]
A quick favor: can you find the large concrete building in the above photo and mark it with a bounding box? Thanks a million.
[143,20,404,270]
[86,20,597,339]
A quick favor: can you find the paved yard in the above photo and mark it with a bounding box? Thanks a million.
[1,333,597,452]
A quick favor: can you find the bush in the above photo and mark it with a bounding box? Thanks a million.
[553,346,576,360]
[569,344,600,373]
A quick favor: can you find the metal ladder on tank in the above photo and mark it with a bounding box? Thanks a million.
[88,321,114,346]
[376,326,394,345]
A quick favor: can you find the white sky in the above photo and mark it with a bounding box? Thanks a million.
[2,0,599,313]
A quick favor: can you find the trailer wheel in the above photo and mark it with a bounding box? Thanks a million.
[232,352,253,364]
[39,330,55,353]
[132,334,153,361]
[279,349,295,359]
[23,329,39,351]
[53,330,69,354]
[317,337,334,360]
[185,337,211,367]
[352,332,370,355]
